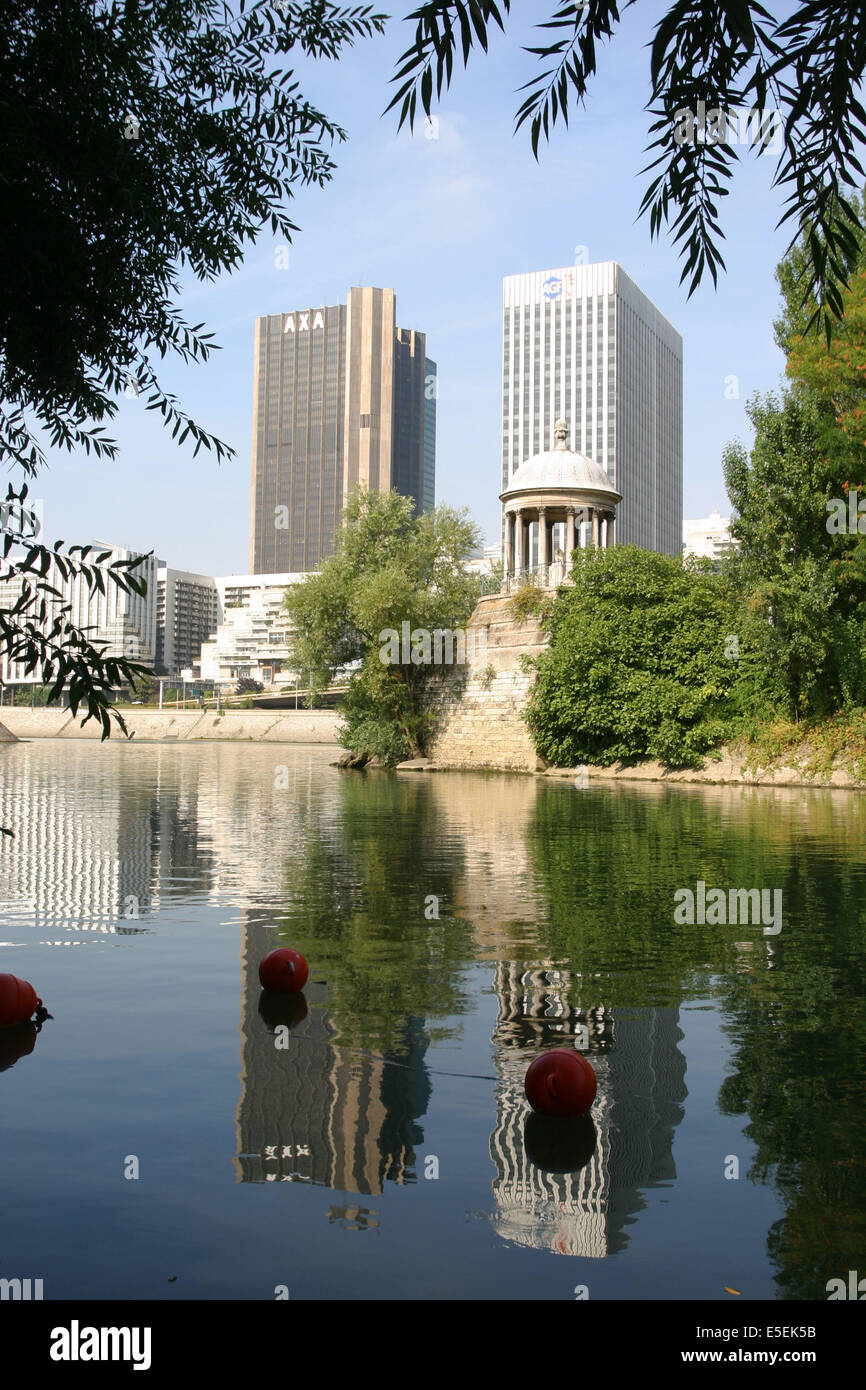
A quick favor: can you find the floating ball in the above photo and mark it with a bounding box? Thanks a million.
[524,1049,597,1118]
[0,973,40,1029]
[258,948,309,995]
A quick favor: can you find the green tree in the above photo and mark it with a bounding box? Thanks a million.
[774,188,866,358]
[388,1,866,336]
[723,390,866,717]
[129,672,157,702]
[524,545,739,769]
[283,486,482,761]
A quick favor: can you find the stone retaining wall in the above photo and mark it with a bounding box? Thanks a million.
[424,592,548,771]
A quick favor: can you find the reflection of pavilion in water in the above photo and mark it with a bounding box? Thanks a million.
[234,922,431,1194]
[489,962,686,1257]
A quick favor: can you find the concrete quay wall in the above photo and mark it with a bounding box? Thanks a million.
[0,707,342,744]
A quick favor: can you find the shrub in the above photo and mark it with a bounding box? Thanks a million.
[525,546,739,769]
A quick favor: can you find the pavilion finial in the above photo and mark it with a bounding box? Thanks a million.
[553,418,568,450]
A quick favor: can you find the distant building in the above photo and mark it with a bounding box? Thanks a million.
[249,287,436,575]
[464,543,502,577]
[156,567,219,679]
[194,573,307,687]
[501,261,682,557]
[682,510,738,562]
[0,541,157,687]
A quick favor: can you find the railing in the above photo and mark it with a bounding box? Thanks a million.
[501,561,567,594]
[477,572,503,596]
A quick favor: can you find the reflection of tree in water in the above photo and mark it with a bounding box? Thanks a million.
[270,771,477,1053]
[525,779,866,1294]
[237,772,476,1195]
[717,928,866,1299]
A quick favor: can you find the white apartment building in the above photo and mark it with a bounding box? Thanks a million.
[501,262,683,557]
[0,542,158,686]
[156,566,219,679]
[195,573,307,687]
[682,510,738,562]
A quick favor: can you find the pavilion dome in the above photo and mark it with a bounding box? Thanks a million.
[500,421,621,503]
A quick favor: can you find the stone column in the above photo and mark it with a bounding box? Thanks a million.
[566,507,576,563]
[607,513,615,547]
[592,508,600,548]
[505,511,514,577]
[514,508,523,574]
[538,506,548,580]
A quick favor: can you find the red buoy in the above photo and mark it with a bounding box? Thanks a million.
[525,1049,597,1118]
[0,974,41,1029]
[258,948,309,995]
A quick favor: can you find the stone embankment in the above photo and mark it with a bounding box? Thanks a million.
[423,592,548,772]
[537,749,865,789]
[403,592,866,789]
[0,707,341,744]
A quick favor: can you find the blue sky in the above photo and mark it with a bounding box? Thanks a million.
[31,2,794,575]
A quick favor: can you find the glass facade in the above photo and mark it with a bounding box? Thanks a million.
[500,263,682,556]
[251,292,435,573]
[423,358,437,513]
[250,305,347,574]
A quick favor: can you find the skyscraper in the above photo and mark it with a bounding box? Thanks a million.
[501,262,682,556]
[249,287,435,574]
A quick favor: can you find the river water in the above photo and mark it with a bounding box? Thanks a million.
[0,739,863,1300]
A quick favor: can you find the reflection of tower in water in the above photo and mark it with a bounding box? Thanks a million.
[0,752,157,936]
[489,962,686,1257]
[234,921,431,1195]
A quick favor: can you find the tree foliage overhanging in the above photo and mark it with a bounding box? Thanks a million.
[0,0,386,475]
[388,0,866,338]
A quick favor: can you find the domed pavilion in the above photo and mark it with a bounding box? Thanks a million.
[499,419,622,590]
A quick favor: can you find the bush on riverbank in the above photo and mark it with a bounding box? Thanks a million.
[524,546,740,769]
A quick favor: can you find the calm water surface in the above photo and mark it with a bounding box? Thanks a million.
[0,740,864,1300]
